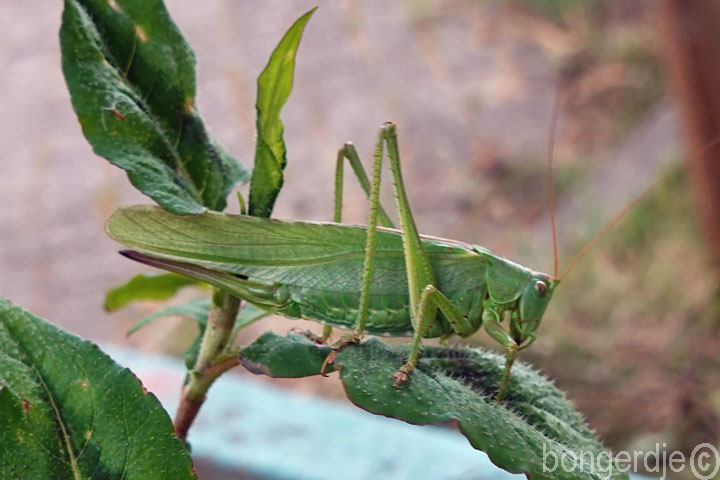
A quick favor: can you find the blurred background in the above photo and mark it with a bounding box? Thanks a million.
[2,0,720,478]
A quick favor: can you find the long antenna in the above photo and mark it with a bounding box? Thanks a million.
[547,81,562,279]
[558,136,720,280]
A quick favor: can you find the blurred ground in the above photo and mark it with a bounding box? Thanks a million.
[2,1,719,478]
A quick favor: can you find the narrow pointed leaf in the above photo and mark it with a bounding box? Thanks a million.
[126,298,268,340]
[0,299,195,479]
[61,0,247,214]
[125,299,269,370]
[249,8,316,217]
[240,332,628,480]
[126,297,211,336]
[105,272,206,311]
[125,298,212,370]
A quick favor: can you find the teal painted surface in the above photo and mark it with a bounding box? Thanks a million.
[106,346,651,480]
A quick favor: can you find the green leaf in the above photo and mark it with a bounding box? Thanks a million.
[60,0,247,214]
[248,8,316,218]
[125,299,270,370]
[105,272,205,311]
[0,299,195,479]
[126,298,269,339]
[126,297,211,336]
[240,333,629,480]
[241,331,335,378]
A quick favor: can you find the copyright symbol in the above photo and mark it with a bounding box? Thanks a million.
[691,443,720,480]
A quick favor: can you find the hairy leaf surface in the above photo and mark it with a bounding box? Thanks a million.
[240,332,629,480]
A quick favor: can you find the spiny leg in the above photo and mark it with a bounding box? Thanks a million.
[351,131,387,339]
[393,285,474,387]
[336,143,395,228]
[482,310,519,403]
[383,123,448,386]
[326,123,449,386]
[319,145,396,349]
[321,131,389,373]
[318,149,348,346]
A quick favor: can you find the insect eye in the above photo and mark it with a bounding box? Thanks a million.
[534,280,547,297]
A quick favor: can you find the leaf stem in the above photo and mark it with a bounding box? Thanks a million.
[173,291,241,441]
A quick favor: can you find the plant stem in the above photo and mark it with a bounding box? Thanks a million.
[173,291,241,441]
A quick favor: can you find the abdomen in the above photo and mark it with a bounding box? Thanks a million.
[249,251,488,337]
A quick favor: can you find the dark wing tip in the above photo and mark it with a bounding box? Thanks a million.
[118,250,161,268]
[118,249,141,261]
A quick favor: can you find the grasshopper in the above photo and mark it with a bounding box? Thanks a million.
[108,122,567,401]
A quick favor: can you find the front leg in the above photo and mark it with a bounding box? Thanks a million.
[482,308,519,403]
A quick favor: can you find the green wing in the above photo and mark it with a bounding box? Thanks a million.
[106,205,487,299]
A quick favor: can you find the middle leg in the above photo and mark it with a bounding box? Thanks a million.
[393,284,474,387]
